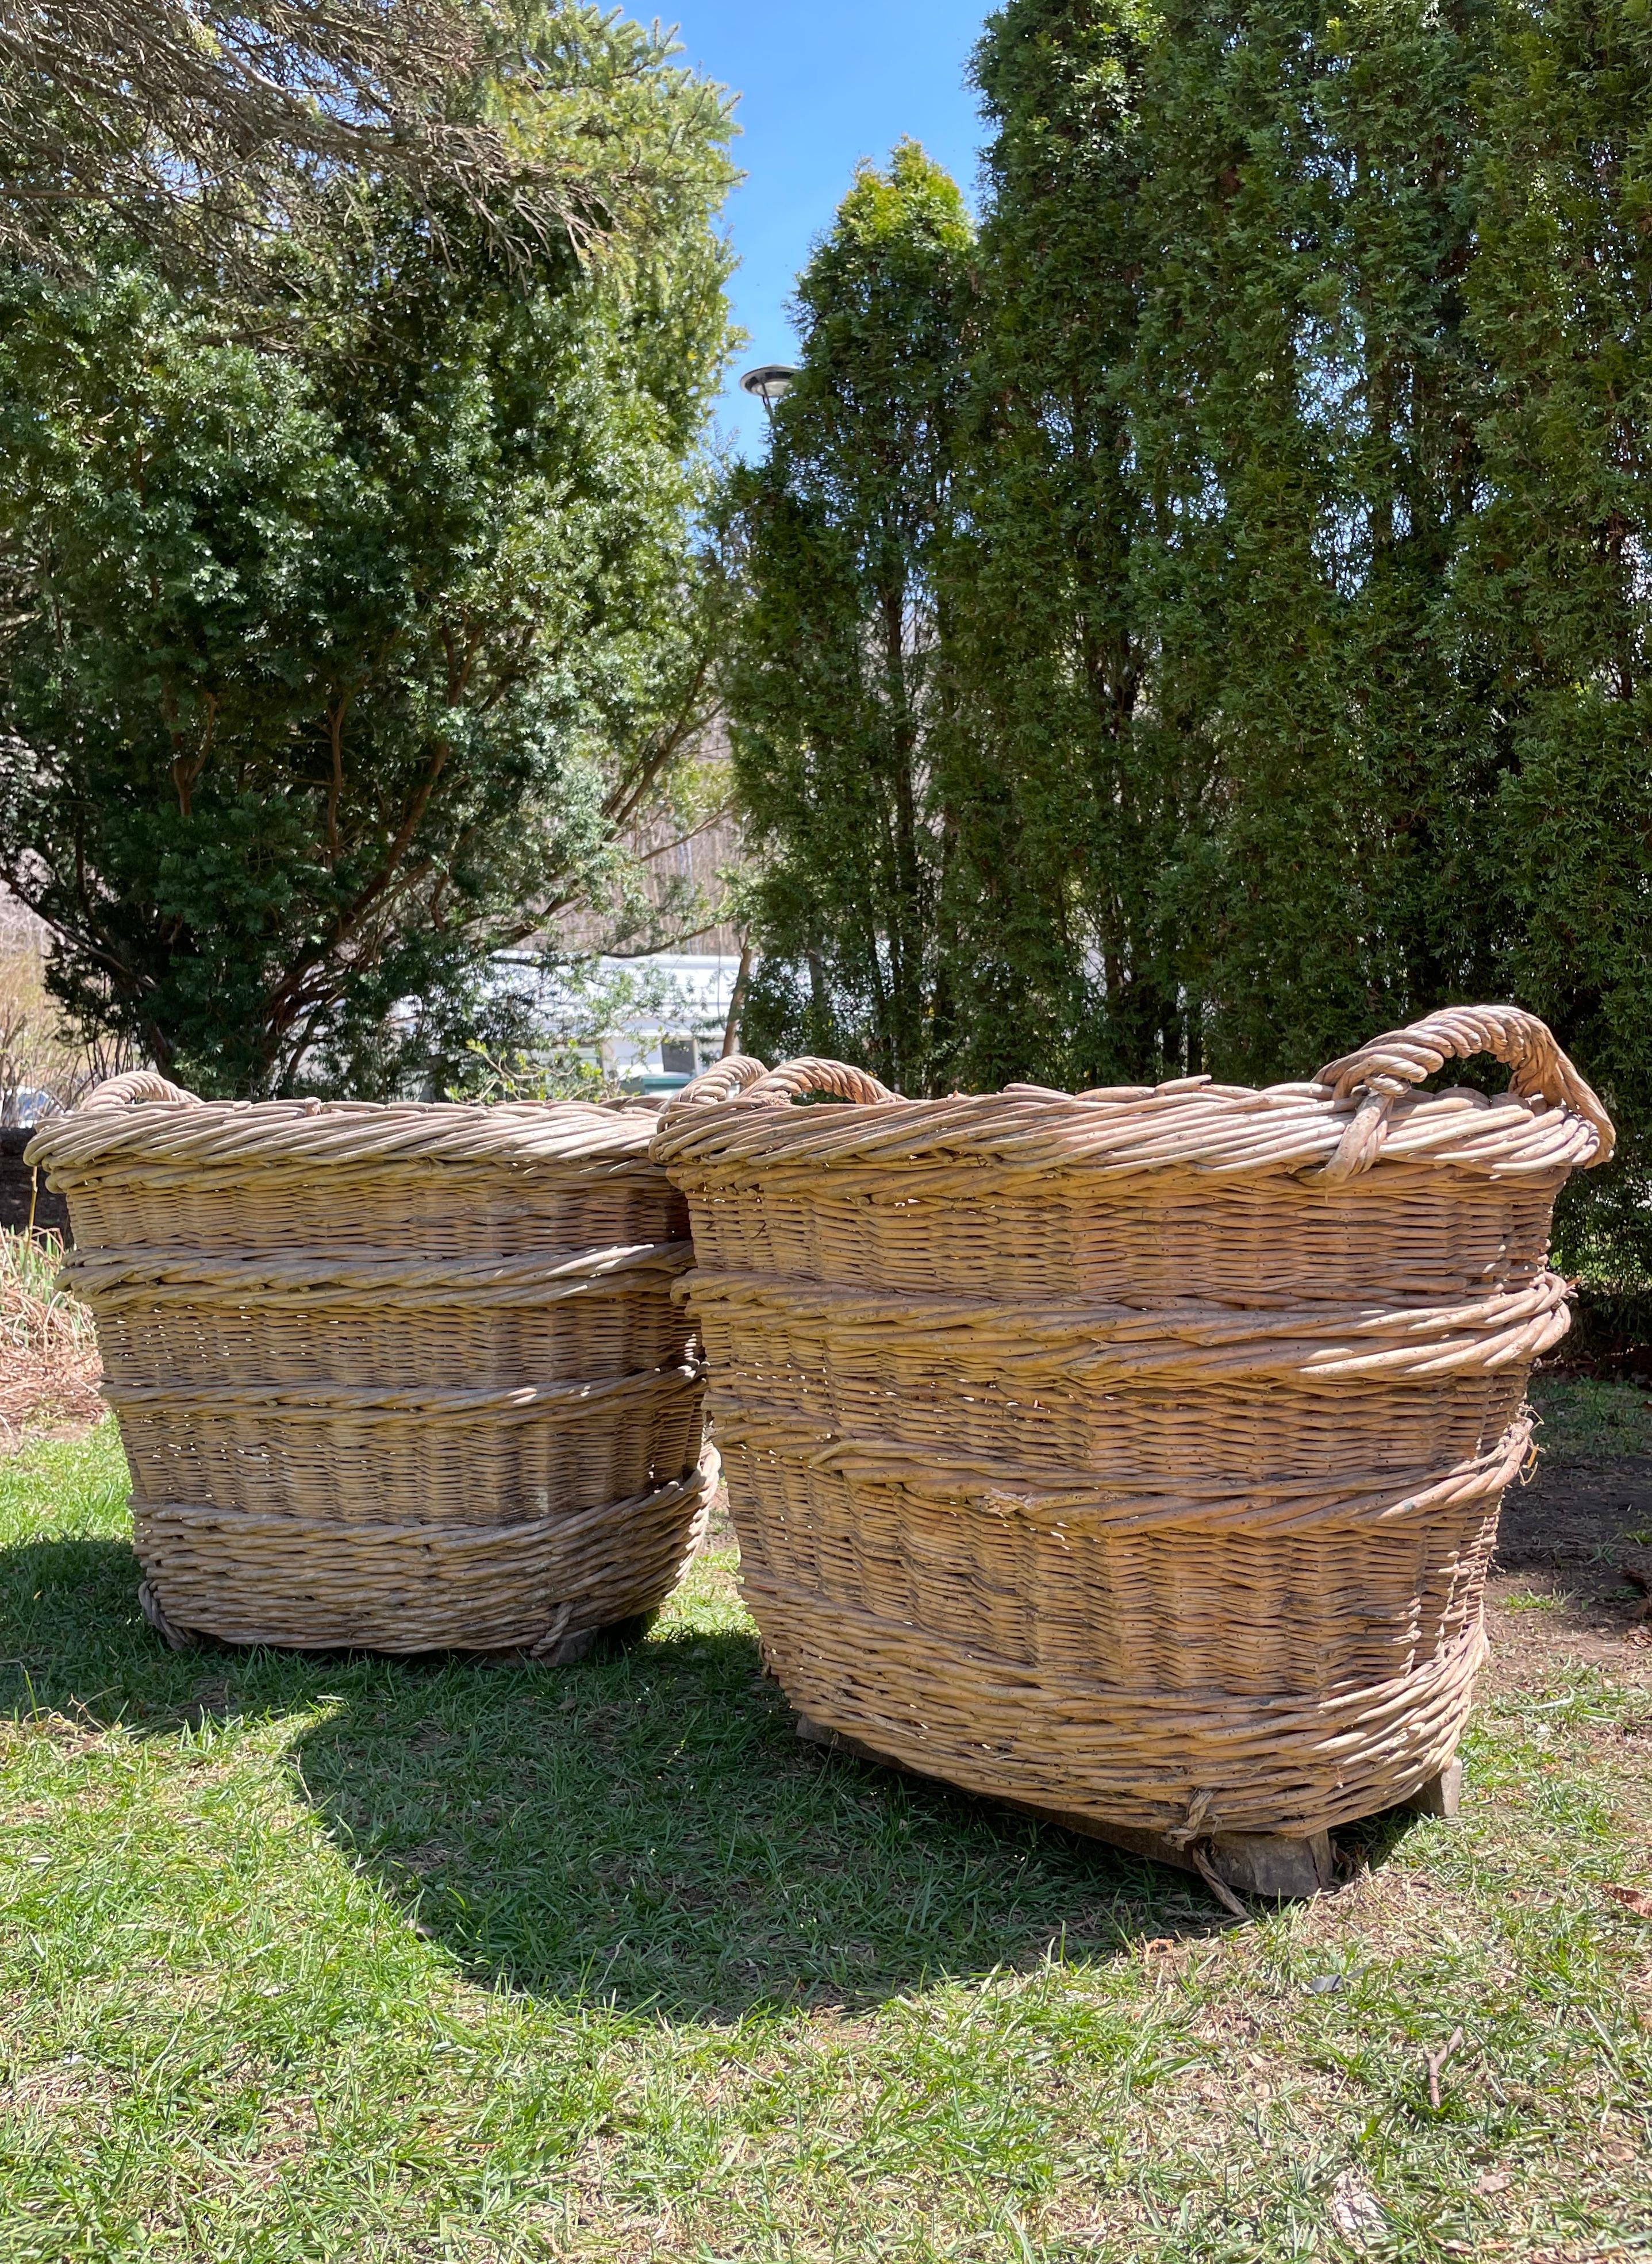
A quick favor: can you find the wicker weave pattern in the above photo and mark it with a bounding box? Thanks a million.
[29,1074,710,1652]
[70,1244,694,1389]
[750,1577,1487,1839]
[652,1006,1612,1839]
[132,1453,718,1655]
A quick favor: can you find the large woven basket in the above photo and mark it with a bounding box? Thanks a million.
[28,1074,714,1654]
[652,1006,1613,1844]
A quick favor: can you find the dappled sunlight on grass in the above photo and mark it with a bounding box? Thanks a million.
[1530,1371,1652,1463]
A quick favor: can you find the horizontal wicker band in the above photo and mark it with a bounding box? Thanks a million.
[716,1407,1532,1536]
[36,1155,671,1206]
[685,1269,1569,1383]
[748,1567,1485,1838]
[64,1239,693,1309]
[102,1360,702,1428]
[134,1447,720,1654]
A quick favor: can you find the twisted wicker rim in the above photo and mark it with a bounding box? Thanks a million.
[26,1073,658,1174]
[652,1005,1614,1177]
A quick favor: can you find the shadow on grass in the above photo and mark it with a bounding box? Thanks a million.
[297,1619,1250,2018]
[1,1528,1423,2018]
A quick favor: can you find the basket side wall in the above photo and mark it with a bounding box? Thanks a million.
[677,1164,1560,1305]
[674,1148,1567,1836]
[60,1143,708,1652]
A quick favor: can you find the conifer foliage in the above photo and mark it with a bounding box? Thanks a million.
[724,0,1652,1266]
[721,141,971,1095]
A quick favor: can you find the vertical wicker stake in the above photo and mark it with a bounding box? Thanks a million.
[652,1008,1613,1898]
[27,1075,716,1654]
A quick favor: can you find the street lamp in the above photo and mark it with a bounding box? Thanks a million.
[739,364,800,425]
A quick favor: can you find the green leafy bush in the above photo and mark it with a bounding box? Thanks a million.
[0,10,735,1098]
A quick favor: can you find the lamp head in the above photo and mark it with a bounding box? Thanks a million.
[740,364,800,406]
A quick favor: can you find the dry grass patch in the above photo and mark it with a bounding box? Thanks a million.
[0,1228,101,1448]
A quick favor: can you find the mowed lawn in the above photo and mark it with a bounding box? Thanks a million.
[1,1396,1650,2263]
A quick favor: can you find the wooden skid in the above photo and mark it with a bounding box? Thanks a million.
[535,1610,659,1666]
[795,1713,1459,1900]
[1394,1755,1463,1819]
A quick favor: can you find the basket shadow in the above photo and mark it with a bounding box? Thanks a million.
[0,1532,153,1705]
[0,1532,1317,2018]
[287,1621,1238,2016]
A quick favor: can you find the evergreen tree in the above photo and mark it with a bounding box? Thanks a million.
[721,0,1652,1268]
[719,141,971,1093]
[1465,0,1652,1267]
[948,0,1507,1091]
[0,0,704,283]
[940,0,1177,1091]
[952,0,1651,1256]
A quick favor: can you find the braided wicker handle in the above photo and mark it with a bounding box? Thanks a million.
[656,1055,899,1133]
[654,1054,770,1135]
[741,1058,900,1107]
[1315,1005,1615,1177]
[82,1071,201,1110]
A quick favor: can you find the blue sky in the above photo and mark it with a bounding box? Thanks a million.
[666,3,993,457]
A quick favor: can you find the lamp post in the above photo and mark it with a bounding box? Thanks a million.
[739,364,800,428]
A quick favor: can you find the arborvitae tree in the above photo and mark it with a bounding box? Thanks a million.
[721,0,1651,1266]
[952,0,1651,1254]
[940,0,1177,1092]
[947,0,1509,1091]
[719,141,972,1093]
[1463,0,1652,1269]
[1124,0,1504,1078]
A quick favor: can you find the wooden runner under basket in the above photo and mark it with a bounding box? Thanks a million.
[28,1074,714,1655]
[652,1006,1613,1877]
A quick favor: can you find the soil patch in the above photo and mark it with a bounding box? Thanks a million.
[1486,1448,1652,1690]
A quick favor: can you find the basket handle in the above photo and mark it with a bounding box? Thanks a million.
[654,1053,770,1134]
[82,1071,201,1110]
[655,1055,900,1133]
[739,1057,901,1106]
[1313,1005,1614,1178]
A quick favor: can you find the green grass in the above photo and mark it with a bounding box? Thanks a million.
[1529,1373,1652,1463]
[2,1421,1650,2261]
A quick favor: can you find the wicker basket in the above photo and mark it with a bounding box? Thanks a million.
[28,1074,714,1654]
[652,1006,1613,1845]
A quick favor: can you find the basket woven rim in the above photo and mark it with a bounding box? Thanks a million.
[652,1004,1614,1181]
[26,1074,659,1174]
